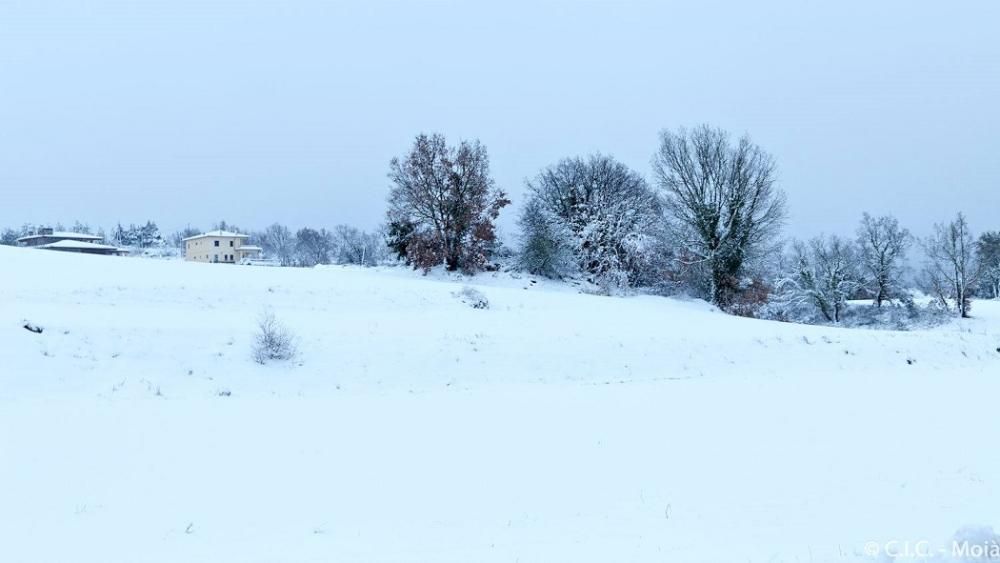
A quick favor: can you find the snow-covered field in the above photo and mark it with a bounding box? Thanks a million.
[2,246,999,563]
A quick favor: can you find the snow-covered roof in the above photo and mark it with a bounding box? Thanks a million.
[182,230,250,241]
[238,245,263,251]
[36,240,124,251]
[16,231,103,242]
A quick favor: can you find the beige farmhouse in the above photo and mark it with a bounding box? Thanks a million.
[183,230,262,263]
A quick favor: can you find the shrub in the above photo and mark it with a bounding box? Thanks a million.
[727,277,772,318]
[251,311,297,364]
[454,286,489,309]
[759,296,950,330]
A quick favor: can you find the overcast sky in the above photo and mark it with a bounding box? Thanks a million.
[1,0,998,240]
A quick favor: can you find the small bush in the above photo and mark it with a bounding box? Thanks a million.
[759,296,951,330]
[251,311,297,364]
[727,277,772,318]
[454,286,489,309]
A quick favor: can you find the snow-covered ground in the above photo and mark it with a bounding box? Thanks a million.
[2,245,999,562]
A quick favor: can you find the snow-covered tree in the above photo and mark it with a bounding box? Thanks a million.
[0,228,18,246]
[260,223,296,266]
[520,154,662,288]
[387,133,510,272]
[856,213,911,307]
[385,219,415,263]
[653,125,786,307]
[921,213,980,318]
[777,235,862,323]
[976,231,1000,300]
[112,223,136,247]
[110,221,161,248]
[295,227,334,267]
[136,221,162,248]
[333,225,387,266]
[70,221,92,234]
[516,198,575,278]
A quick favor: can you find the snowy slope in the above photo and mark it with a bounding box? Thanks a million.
[1,245,999,562]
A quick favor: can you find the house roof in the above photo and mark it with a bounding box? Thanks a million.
[36,240,125,252]
[182,230,250,241]
[237,245,263,251]
[16,231,103,243]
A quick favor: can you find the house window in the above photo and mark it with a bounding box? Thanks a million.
[229,240,234,247]
[214,240,220,247]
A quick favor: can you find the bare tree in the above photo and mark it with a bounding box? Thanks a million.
[169,226,201,248]
[520,154,663,288]
[653,125,786,307]
[777,235,862,323]
[387,133,510,272]
[921,213,980,318]
[295,227,334,267]
[333,224,387,266]
[856,213,911,307]
[261,223,295,266]
[976,231,1000,300]
[213,219,241,233]
[70,221,92,234]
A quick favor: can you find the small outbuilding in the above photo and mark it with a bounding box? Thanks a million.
[17,228,127,256]
[36,240,129,256]
[17,228,104,247]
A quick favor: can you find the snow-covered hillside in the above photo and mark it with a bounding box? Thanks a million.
[2,245,999,562]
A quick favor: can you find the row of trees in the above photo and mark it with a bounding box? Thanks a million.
[111,221,162,248]
[384,127,999,321]
[386,126,789,310]
[164,221,388,267]
[774,213,1000,321]
[5,125,998,323]
[252,224,388,267]
[0,221,164,248]
[776,214,910,322]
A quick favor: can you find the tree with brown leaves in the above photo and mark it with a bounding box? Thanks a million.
[387,133,510,273]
